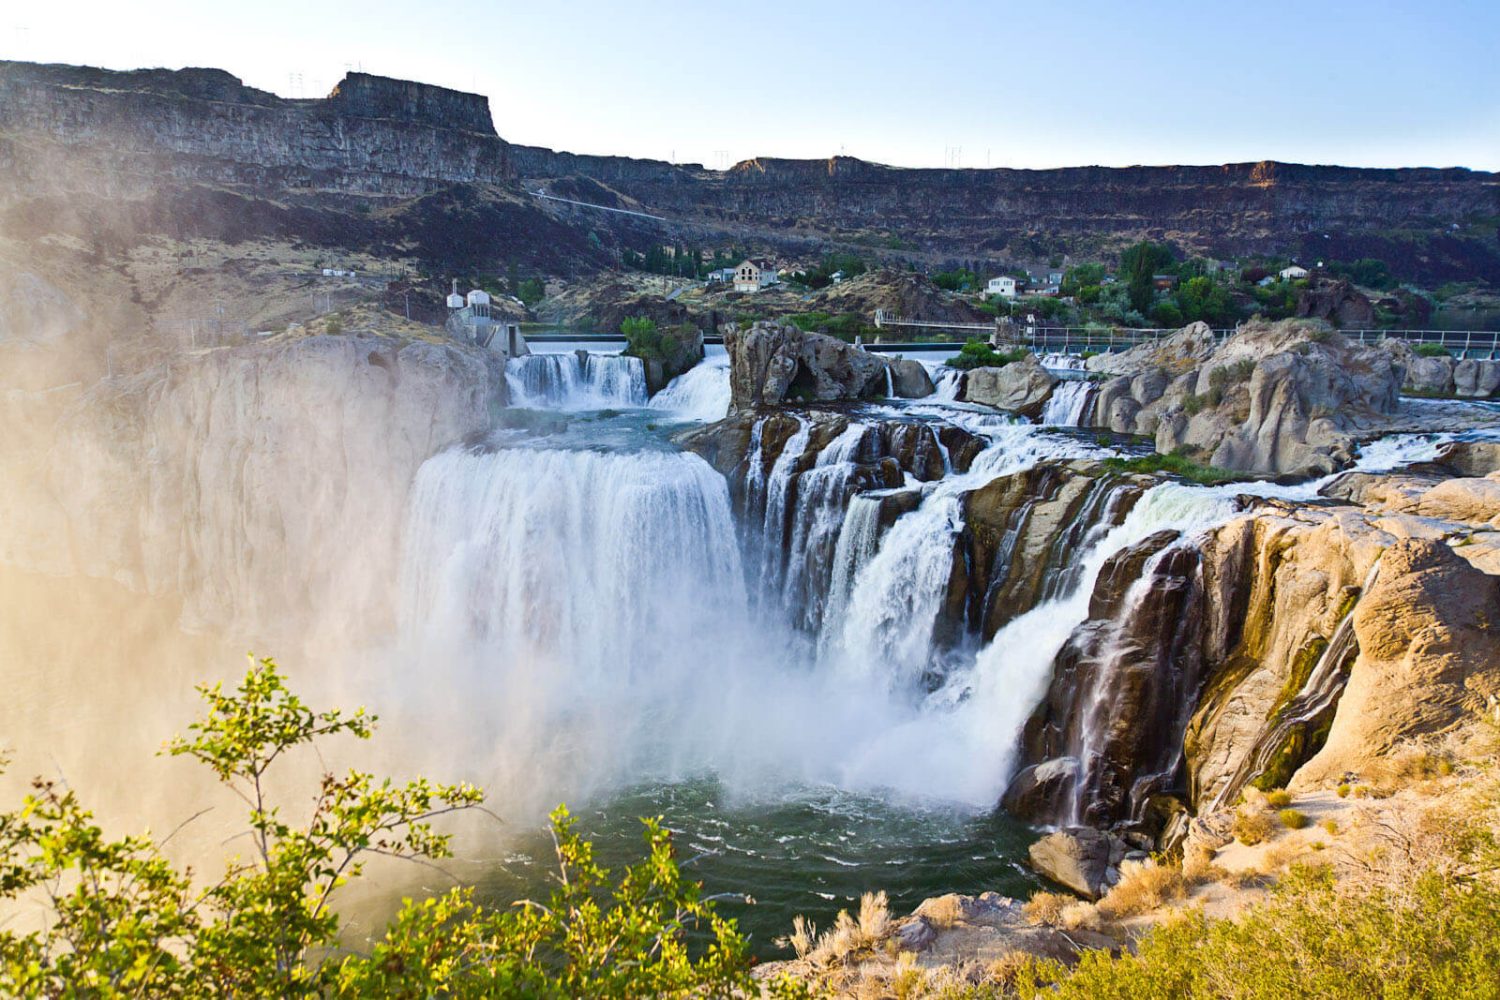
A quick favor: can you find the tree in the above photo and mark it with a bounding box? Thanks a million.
[0,658,790,998]
[516,278,545,308]
[1122,241,1174,315]
[1176,276,1234,326]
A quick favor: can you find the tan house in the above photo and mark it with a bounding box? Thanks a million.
[734,259,779,293]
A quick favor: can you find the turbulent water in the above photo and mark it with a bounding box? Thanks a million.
[506,351,647,409]
[391,350,1481,947]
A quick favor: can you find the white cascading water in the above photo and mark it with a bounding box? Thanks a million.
[926,366,964,402]
[1039,380,1096,427]
[506,352,647,409]
[778,423,872,628]
[1040,353,1088,371]
[648,356,731,422]
[822,423,1106,692]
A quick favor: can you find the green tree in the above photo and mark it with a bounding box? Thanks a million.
[516,278,545,308]
[1122,241,1175,315]
[0,659,786,998]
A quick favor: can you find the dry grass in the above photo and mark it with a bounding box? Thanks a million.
[1022,891,1071,927]
[1060,901,1103,932]
[1265,789,1293,809]
[1321,818,1340,836]
[1098,859,1192,919]
[807,891,891,966]
[915,894,966,930]
[777,914,817,960]
[1233,808,1277,846]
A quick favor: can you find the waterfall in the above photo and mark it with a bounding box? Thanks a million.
[1040,353,1087,372]
[884,365,895,398]
[903,482,1244,803]
[648,356,731,422]
[506,352,647,409]
[1040,380,1096,427]
[779,423,873,629]
[928,367,964,402]
[819,493,886,650]
[824,423,1103,691]
[400,446,746,675]
[755,418,812,600]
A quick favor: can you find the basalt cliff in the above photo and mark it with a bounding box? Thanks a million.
[3,60,1498,283]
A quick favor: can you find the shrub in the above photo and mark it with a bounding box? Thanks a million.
[1023,891,1072,927]
[1413,342,1452,357]
[1266,789,1294,809]
[0,659,765,998]
[1279,808,1310,830]
[1102,450,1244,486]
[1098,860,1191,918]
[1233,808,1277,846]
[1337,783,1352,798]
[1321,819,1340,836]
[325,316,344,335]
[946,339,1028,371]
[1010,866,1500,1000]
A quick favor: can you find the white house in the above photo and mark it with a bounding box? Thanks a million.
[986,275,1022,299]
[1279,265,1309,281]
[707,267,737,284]
[734,259,779,293]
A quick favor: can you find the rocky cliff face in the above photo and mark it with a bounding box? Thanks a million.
[6,61,1497,284]
[510,152,1500,283]
[0,62,508,202]
[0,333,506,645]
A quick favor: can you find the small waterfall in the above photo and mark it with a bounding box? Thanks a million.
[884,365,895,398]
[819,493,886,650]
[1040,380,1096,427]
[825,423,1103,691]
[1040,353,1088,372]
[756,418,812,600]
[648,357,731,422]
[779,423,874,629]
[928,367,964,402]
[506,352,647,409]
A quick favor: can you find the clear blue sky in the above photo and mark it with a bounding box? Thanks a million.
[6,0,1498,170]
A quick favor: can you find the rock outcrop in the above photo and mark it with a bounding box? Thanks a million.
[1295,278,1376,326]
[958,354,1058,417]
[722,321,932,410]
[1381,340,1500,399]
[1088,320,1405,476]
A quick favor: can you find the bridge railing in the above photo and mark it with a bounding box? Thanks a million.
[873,314,1500,359]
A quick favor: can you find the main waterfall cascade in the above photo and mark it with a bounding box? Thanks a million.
[399,352,1481,829]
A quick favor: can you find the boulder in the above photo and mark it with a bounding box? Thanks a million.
[890,357,936,398]
[1085,321,1218,377]
[627,323,704,395]
[1295,278,1375,327]
[959,353,1058,417]
[722,321,924,410]
[1028,827,1127,900]
[1454,359,1500,398]
[1434,440,1500,478]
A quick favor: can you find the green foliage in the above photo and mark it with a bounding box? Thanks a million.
[784,311,874,342]
[1151,300,1184,328]
[1011,866,1500,1000]
[1413,342,1452,357]
[324,316,344,335]
[1061,263,1106,296]
[1102,450,1244,486]
[932,268,979,292]
[1176,276,1235,325]
[792,253,867,290]
[516,278,546,308]
[0,659,763,998]
[1264,789,1293,809]
[620,315,663,358]
[1122,241,1175,314]
[946,340,1028,371]
[1327,257,1396,290]
[1279,808,1310,830]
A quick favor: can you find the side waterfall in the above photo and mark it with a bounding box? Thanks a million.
[1040,380,1096,427]
[506,352,647,409]
[648,356,732,422]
